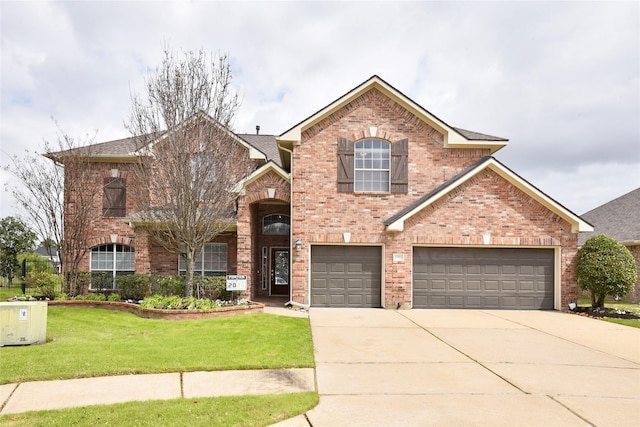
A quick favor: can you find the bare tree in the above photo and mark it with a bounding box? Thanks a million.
[127,47,253,297]
[4,124,100,295]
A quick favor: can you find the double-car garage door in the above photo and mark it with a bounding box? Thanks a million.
[413,247,554,309]
[309,245,554,309]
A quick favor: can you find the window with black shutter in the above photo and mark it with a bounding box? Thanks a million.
[103,178,126,217]
[337,137,408,194]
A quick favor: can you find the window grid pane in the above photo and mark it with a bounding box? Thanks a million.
[90,244,135,289]
[179,243,227,276]
[354,138,390,192]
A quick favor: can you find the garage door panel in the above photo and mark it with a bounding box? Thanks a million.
[413,248,554,309]
[311,246,382,308]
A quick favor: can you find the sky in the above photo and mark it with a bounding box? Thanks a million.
[1,0,639,223]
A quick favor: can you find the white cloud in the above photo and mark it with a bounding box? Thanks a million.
[1,0,638,220]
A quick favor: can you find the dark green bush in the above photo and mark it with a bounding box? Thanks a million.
[149,275,185,296]
[64,271,90,296]
[116,275,151,301]
[577,234,638,308]
[90,272,113,291]
[194,275,232,300]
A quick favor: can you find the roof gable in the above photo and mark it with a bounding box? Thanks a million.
[233,160,290,194]
[277,75,508,153]
[384,156,593,234]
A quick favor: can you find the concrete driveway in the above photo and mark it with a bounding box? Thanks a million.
[302,309,640,427]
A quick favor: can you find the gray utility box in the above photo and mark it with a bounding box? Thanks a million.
[0,301,48,346]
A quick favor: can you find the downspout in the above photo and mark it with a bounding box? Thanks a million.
[279,145,308,310]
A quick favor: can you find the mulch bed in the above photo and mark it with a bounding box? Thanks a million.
[571,306,640,320]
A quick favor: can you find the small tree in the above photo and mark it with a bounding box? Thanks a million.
[4,124,99,295]
[577,234,637,308]
[127,46,253,297]
[0,217,37,286]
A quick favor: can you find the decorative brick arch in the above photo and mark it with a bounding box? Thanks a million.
[87,235,135,249]
[244,171,291,204]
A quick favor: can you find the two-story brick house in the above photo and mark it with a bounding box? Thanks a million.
[53,76,592,310]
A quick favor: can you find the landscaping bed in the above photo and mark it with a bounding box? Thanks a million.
[570,305,640,320]
[46,299,264,320]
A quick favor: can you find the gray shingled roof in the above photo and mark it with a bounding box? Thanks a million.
[46,134,159,161]
[578,188,640,245]
[452,127,508,142]
[237,134,281,166]
[47,131,282,165]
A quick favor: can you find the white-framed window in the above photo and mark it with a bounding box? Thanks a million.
[90,244,135,289]
[262,214,290,235]
[179,243,227,276]
[354,138,390,192]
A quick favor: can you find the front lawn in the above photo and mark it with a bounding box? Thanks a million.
[0,307,315,384]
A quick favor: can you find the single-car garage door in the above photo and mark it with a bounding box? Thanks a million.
[311,245,382,307]
[413,247,554,309]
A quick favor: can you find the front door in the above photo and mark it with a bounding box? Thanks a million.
[270,248,290,296]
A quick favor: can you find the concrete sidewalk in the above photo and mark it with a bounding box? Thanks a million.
[0,368,315,415]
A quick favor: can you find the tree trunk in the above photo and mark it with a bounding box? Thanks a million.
[185,251,196,298]
[592,292,605,308]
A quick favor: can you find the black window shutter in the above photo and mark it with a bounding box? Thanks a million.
[103,178,126,217]
[337,137,354,192]
[391,138,408,194]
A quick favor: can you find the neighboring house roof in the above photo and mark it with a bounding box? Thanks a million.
[35,246,59,258]
[384,156,593,234]
[278,75,508,153]
[578,188,640,246]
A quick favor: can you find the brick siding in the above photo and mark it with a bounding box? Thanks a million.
[291,88,579,308]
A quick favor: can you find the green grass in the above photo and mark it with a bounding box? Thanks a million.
[0,302,317,425]
[0,392,319,426]
[0,307,314,384]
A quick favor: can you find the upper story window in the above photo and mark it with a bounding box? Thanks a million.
[263,214,290,235]
[337,137,408,194]
[354,139,390,192]
[103,178,126,217]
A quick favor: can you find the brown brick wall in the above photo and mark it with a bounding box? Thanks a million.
[291,88,580,309]
[67,162,140,272]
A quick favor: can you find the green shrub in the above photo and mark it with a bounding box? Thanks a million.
[84,293,107,301]
[64,271,90,296]
[150,275,185,296]
[116,275,150,300]
[107,293,121,302]
[56,292,69,301]
[577,234,638,308]
[139,295,165,309]
[194,275,232,301]
[90,272,112,291]
[25,271,61,300]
